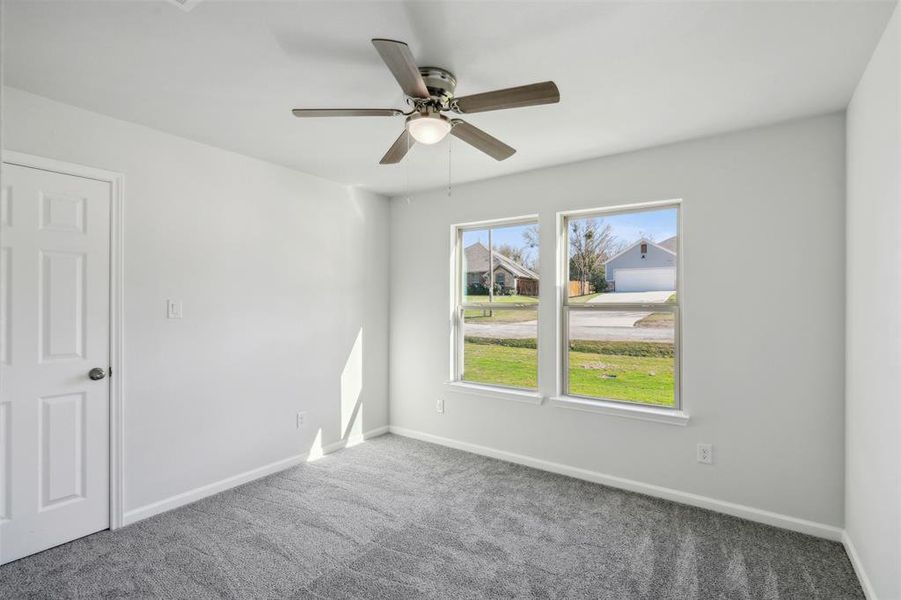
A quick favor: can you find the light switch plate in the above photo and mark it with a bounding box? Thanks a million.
[166,299,183,319]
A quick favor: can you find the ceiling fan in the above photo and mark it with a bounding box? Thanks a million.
[291,38,560,165]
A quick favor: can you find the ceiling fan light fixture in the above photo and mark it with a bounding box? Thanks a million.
[406,113,452,145]
[291,39,559,164]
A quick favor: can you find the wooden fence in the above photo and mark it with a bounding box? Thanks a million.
[516,278,539,297]
[568,281,594,297]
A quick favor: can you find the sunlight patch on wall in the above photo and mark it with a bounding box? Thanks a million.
[341,329,364,442]
[306,428,325,462]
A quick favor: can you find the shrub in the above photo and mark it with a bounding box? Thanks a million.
[467,282,490,296]
[569,340,673,358]
[465,337,537,349]
[464,337,674,358]
[466,282,515,296]
[589,273,608,293]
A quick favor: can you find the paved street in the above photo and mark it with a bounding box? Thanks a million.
[465,309,674,342]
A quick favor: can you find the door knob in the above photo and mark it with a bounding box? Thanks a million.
[88,367,107,381]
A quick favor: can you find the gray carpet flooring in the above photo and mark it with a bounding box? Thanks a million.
[0,434,862,599]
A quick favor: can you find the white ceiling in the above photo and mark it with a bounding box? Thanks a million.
[2,0,895,195]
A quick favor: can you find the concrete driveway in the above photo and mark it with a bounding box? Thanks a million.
[587,290,675,304]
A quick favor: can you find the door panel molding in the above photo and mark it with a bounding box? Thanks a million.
[1,150,125,531]
[0,401,9,523]
[39,392,86,510]
[39,250,87,362]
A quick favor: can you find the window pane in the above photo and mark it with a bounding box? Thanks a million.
[567,309,675,407]
[487,222,539,300]
[567,207,677,304]
[463,309,537,390]
[462,223,539,304]
[462,228,491,303]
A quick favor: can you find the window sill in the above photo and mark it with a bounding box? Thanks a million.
[445,381,544,405]
[548,395,690,426]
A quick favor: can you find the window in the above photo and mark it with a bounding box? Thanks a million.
[562,204,680,408]
[454,219,539,390]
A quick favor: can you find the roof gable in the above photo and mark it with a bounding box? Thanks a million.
[604,237,677,265]
[464,242,538,279]
[658,236,678,252]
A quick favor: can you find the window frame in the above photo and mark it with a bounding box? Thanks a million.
[559,201,682,411]
[451,215,540,392]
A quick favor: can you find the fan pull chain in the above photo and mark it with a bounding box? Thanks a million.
[405,131,411,204]
[447,138,453,198]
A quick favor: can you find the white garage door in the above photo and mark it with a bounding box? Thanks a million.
[614,267,676,292]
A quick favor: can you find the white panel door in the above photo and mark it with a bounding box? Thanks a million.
[0,163,110,565]
[614,267,676,292]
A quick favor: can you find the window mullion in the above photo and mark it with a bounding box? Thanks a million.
[488,228,494,303]
[564,304,677,312]
[562,305,570,397]
[461,303,537,310]
[457,305,465,380]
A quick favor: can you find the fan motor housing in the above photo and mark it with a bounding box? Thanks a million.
[418,67,457,102]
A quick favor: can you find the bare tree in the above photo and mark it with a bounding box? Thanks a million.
[521,225,539,248]
[494,225,541,273]
[494,243,526,265]
[519,225,540,272]
[569,218,618,295]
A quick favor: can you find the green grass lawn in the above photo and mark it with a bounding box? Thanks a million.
[568,350,674,406]
[463,339,674,407]
[464,294,538,304]
[463,342,539,389]
[463,295,538,323]
[464,308,538,323]
[568,293,600,304]
[635,312,674,328]
[634,293,678,328]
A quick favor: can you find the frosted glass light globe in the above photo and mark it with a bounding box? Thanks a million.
[407,114,452,145]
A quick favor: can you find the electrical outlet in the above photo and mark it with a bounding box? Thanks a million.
[697,443,713,465]
[436,397,445,414]
[296,411,306,429]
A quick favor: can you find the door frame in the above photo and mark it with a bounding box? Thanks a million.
[1,150,126,530]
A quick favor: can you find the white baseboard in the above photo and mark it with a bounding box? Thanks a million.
[121,425,390,526]
[843,531,877,600]
[388,426,843,542]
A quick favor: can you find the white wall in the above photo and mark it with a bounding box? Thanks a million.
[390,114,846,530]
[846,5,901,598]
[2,87,390,515]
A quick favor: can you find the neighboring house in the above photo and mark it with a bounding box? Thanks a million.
[464,242,539,296]
[605,236,677,292]
[657,235,678,253]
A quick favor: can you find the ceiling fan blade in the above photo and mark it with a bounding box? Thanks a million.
[292,108,403,118]
[380,130,414,164]
[450,120,515,161]
[371,39,430,99]
[453,81,560,114]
